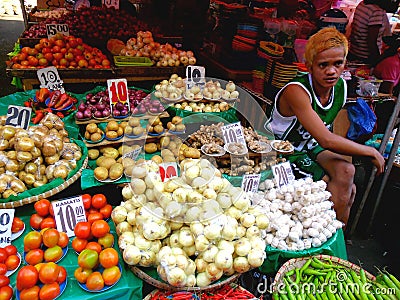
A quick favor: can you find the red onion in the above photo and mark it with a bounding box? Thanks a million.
[94,111,103,118]
[113,109,121,117]
[102,108,111,117]
[76,111,84,119]
[78,103,86,112]
[83,109,92,119]
[96,103,106,111]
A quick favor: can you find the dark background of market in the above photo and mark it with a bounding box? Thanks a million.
[1,0,400,297]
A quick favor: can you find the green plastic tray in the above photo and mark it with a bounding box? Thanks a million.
[114,56,154,67]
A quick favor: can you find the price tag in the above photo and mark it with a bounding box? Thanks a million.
[5,105,32,130]
[122,147,142,160]
[271,161,295,188]
[241,174,261,193]
[52,196,87,237]
[37,66,65,93]
[221,122,246,145]
[159,162,178,182]
[0,209,15,247]
[46,24,70,39]
[185,65,205,89]
[107,78,130,115]
[102,0,119,9]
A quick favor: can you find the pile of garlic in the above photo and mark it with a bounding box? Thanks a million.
[112,158,269,288]
[254,177,343,251]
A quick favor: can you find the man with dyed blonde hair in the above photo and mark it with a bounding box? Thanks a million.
[265,27,384,228]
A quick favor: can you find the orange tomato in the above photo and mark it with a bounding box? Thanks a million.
[5,254,20,271]
[43,245,63,262]
[42,228,60,248]
[57,232,69,248]
[85,241,102,254]
[39,262,60,284]
[87,212,104,224]
[86,271,104,291]
[0,285,13,300]
[40,217,56,229]
[99,248,119,269]
[29,214,43,230]
[25,249,44,266]
[11,217,25,233]
[74,221,91,239]
[97,233,114,249]
[16,265,39,291]
[74,267,93,284]
[91,194,107,209]
[23,231,43,251]
[57,266,67,283]
[39,282,60,300]
[0,264,6,276]
[71,237,88,253]
[19,285,39,300]
[99,204,112,219]
[91,220,110,238]
[81,194,92,210]
[48,204,54,216]
[102,265,121,286]
[0,275,10,288]
[3,245,17,256]
[34,199,51,217]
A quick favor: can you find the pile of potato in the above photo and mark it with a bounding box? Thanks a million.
[91,146,125,181]
[84,123,105,143]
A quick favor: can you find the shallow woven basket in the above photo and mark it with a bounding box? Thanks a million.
[272,254,376,293]
[130,265,241,292]
[0,157,88,209]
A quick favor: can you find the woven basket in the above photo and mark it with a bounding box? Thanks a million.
[130,265,241,292]
[0,157,88,209]
[272,254,376,293]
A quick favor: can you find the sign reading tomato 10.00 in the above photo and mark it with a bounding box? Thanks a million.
[0,209,15,247]
[52,196,87,237]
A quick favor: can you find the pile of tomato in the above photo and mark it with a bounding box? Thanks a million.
[30,194,112,231]
[75,247,121,291]
[72,219,114,254]
[24,228,69,264]
[16,262,67,300]
[0,245,19,300]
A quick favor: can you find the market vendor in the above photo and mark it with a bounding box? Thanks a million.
[265,27,385,228]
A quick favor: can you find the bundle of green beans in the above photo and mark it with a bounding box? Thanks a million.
[272,257,400,300]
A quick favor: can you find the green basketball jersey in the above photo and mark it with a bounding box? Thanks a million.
[265,73,347,153]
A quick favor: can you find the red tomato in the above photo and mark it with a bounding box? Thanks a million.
[57,232,69,248]
[16,265,39,291]
[85,241,102,254]
[91,220,110,238]
[39,282,60,300]
[11,217,25,233]
[29,213,44,231]
[0,250,6,264]
[0,264,6,276]
[99,248,119,269]
[3,245,17,256]
[5,254,20,271]
[91,194,107,209]
[25,249,44,266]
[81,194,92,210]
[48,204,54,216]
[42,228,60,248]
[0,275,9,288]
[40,217,56,229]
[39,262,60,284]
[74,267,92,284]
[102,265,121,286]
[74,221,91,239]
[99,204,112,219]
[86,271,104,291]
[0,285,13,300]
[19,285,39,300]
[34,199,51,217]
[71,238,88,253]
[23,231,42,252]
[87,212,104,224]
[57,266,67,283]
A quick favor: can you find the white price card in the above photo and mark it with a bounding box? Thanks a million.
[122,146,142,160]
[185,65,205,89]
[221,122,246,145]
[107,78,130,114]
[5,105,32,130]
[37,66,65,93]
[159,162,178,182]
[271,161,295,188]
[241,174,261,193]
[0,209,15,247]
[52,196,87,237]
[102,0,119,9]
[46,23,70,39]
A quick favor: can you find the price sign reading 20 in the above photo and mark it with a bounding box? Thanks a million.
[52,196,87,237]
[5,105,32,130]
[107,79,128,104]
[271,161,295,188]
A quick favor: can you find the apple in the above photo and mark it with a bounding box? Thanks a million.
[65,52,74,61]
[59,58,69,67]
[53,53,63,61]
[38,58,48,66]
[78,59,88,68]
[52,45,61,53]
[44,53,53,61]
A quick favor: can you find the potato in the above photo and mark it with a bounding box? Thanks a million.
[15,137,35,152]
[106,131,118,139]
[117,127,124,137]
[107,120,119,131]
[97,157,116,169]
[6,159,19,173]
[0,140,9,151]
[175,124,186,132]
[172,116,182,125]
[183,147,200,159]
[133,127,144,136]
[151,155,163,164]
[109,162,123,180]
[129,118,140,127]
[53,165,69,179]
[45,154,60,165]
[154,125,164,134]
[86,123,98,134]
[94,166,109,181]
[2,126,16,140]
[84,131,91,140]
[160,136,170,148]
[31,147,41,158]
[91,132,103,142]
[124,126,133,135]
[120,121,128,129]
[102,147,119,159]
[163,155,176,163]
[17,151,32,162]
[144,143,157,153]
[88,149,100,160]
[96,156,106,167]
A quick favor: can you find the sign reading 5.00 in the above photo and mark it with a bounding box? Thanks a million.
[46,24,70,39]
[52,196,87,237]
[6,105,32,130]
[221,122,246,145]
[0,209,15,247]
[271,161,295,188]
[102,0,119,9]
[37,66,65,93]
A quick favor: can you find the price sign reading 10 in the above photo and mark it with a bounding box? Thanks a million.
[107,78,128,104]
[52,196,87,237]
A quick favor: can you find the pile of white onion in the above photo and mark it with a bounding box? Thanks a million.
[112,158,268,288]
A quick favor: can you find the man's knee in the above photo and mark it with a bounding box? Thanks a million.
[334,161,355,182]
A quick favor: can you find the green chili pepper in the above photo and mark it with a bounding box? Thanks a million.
[284,277,297,300]
[295,268,301,284]
[350,270,369,300]
[384,271,400,290]
[307,293,317,300]
[381,273,400,299]
[360,269,367,284]
[303,269,328,276]
[286,270,295,277]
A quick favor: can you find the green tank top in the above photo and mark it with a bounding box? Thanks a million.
[266,73,347,153]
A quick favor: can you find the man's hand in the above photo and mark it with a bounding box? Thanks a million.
[371,148,385,175]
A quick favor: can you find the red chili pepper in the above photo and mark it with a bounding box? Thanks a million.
[47,90,61,108]
[32,111,44,124]
[36,87,51,103]
[24,100,32,107]
[54,93,70,109]
[57,98,74,110]
[56,111,64,118]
